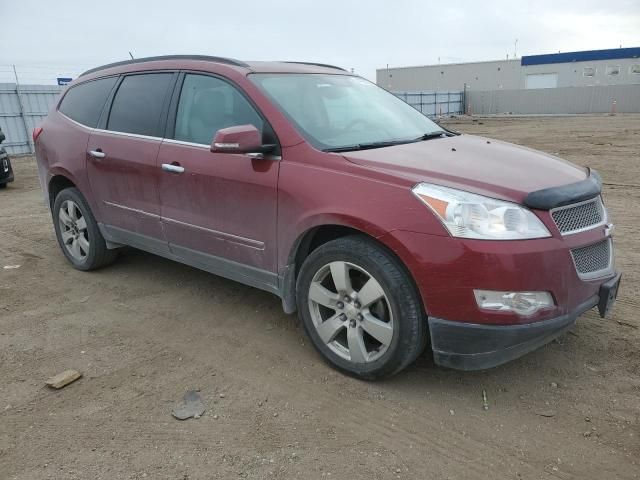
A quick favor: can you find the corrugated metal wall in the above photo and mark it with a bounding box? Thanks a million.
[0,83,63,155]
[394,91,463,117]
[467,84,640,115]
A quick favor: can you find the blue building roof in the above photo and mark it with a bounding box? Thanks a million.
[521,47,640,66]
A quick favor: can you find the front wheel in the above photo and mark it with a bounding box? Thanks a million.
[296,235,428,379]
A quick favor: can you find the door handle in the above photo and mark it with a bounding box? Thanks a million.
[88,149,106,159]
[162,163,185,174]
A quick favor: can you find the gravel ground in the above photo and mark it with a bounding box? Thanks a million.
[0,114,638,479]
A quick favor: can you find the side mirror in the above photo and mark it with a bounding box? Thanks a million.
[210,124,273,156]
[0,128,5,144]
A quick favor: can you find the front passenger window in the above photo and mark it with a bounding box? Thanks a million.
[174,74,264,145]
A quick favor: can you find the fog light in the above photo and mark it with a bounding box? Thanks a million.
[474,290,554,316]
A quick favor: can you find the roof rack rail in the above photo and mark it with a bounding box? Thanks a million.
[80,55,249,77]
[284,61,348,72]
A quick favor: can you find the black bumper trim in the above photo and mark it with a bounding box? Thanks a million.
[429,296,599,371]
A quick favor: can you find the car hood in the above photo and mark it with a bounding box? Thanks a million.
[341,134,588,204]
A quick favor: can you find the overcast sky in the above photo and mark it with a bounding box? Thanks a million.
[1,0,639,83]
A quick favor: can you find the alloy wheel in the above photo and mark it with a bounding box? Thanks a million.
[307,261,394,363]
[58,200,90,261]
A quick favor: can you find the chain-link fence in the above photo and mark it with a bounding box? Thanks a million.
[394,91,464,117]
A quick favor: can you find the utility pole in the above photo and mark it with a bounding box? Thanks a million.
[514,39,518,59]
[12,65,34,154]
[387,63,392,90]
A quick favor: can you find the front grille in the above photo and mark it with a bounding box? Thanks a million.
[571,239,612,279]
[551,197,605,234]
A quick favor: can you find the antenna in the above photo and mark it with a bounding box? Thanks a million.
[129,51,135,60]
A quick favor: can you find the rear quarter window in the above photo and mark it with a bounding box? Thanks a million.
[58,76,118,127]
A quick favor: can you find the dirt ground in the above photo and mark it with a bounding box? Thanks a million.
[1,115,638,480]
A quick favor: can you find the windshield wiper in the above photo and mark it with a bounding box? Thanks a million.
[414,131,448,141]
[323,140,409,153]
[323,131,450,153]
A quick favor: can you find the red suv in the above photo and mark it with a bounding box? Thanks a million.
[35,55,620,379]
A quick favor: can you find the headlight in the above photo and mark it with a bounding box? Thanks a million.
[474,290,554,316]
[412,183,551,240]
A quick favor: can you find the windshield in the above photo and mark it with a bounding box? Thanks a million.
[249,74,445,151]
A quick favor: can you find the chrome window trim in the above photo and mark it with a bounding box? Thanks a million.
[570,238,615,281]
[162,138,210,149]
[61,107,281,158]
[58,111,94,131]
[550,196,607,236]
[162,138,282,160]
[93,127,163,142]
[58,112,164,142]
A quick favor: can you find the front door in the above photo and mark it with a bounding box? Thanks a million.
[87,72,176,252]
[157,73,279,288]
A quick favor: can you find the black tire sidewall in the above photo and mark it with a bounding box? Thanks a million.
[296,235,425,379]
[52,187,105,271]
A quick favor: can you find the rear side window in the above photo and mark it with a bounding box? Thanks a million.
[58,77,117,127]
[107,73,173,137]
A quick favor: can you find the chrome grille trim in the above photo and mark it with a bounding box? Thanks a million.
[550,197,606,235]
[570,238,614,280]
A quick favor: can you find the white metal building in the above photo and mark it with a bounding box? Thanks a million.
[378,47,640,92]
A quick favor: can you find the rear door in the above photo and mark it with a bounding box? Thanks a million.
[87,72,176,252]
[157,73,280,287]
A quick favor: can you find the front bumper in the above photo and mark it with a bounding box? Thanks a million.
[379,228,614,325]
[429,272,620,370]
[377,225,620,370]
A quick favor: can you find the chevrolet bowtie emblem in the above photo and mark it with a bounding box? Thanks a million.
[605,223,614,237]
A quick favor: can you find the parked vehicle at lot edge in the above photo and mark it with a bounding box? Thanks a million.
[34,55,621,379]
[0,127,15,188]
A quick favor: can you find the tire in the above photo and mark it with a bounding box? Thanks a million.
[52,187,118,271]
[296,235,428,380]
[0,183,7,189]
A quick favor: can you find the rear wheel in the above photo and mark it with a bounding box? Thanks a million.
[0,183,7,189]
[296,235,427,379]
[53,187,118,270]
